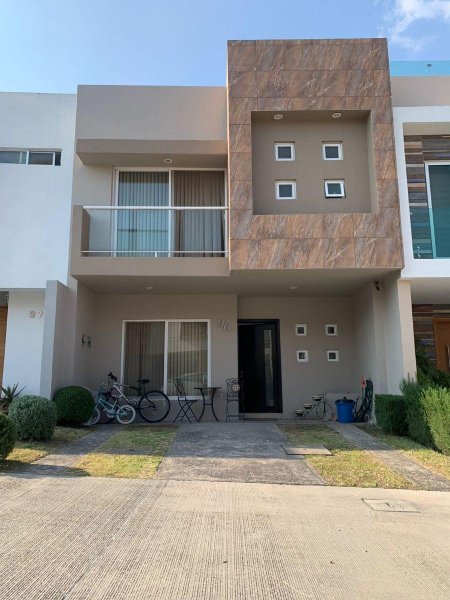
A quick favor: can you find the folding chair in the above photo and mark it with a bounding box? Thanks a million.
[173,378,199,423]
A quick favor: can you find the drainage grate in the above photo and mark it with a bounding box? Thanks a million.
[362,499,420,513]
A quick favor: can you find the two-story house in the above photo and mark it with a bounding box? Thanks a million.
[4,38,441,420]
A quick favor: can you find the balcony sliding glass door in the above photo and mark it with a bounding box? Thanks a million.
[117,171,169,256]
[114,169,226,257]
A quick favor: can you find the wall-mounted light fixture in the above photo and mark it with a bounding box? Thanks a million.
[82,334,92,348]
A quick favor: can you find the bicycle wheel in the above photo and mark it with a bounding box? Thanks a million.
[86,407,101,426]
[116,404,136,425]
[316,400,333,422]
[138,391,170,423]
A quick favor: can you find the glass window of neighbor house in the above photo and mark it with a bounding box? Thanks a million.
[323,142,343,160]
[0,149,61,166]
[275,143,295,161]
[426,163,450,258]
[276,180,296,200]
[324,180,345,198]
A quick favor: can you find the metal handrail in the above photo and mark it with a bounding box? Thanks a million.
[84,206,227,210]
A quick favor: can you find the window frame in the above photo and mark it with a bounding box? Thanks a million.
[275,180,297,200]
[274,142,295,162]
[424,160,450,259]
[296,350,309,363]
[295,324,308,336]
[0,148,61,166]
[324,180,345,198]
[322,142,343,161]
[326,350,340,362]
[325,324,338,336]
[121,319,211,398]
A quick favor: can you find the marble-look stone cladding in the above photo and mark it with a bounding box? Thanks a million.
[227,38,403,270]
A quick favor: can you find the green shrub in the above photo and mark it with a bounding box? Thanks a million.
[400,379,450,454]
[374,394,408,435]
[53,386,94,425]
[0,413,16,459]
[416,342,450,388]
[9,395,57,441]
[420,386,450,455]
[400,379,433,447]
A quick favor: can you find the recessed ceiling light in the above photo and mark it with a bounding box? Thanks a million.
[163,158,173,164]
[274,114,284,120]
[332,112,342,119]
[145,286,154,290]
[289,286,298,290]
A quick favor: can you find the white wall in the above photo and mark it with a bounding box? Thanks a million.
[393,105,450,280]
[3,290,45,395]
[0,92,76,288]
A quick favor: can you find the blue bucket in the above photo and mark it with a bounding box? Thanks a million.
[335,398,355,423]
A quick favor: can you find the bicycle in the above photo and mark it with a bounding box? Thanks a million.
[293,395,334,421]
[87,381,136,425]
[88,372,171,425]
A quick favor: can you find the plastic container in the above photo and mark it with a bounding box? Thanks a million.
[335,398,355,423]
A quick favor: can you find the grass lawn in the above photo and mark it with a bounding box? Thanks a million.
[358,425,450,481]
[0,426,89,472]
[279,424,414,489]
[74,426,177,478]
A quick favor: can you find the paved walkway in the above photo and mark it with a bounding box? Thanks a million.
[20,426,119,477]
[156,422,324,485]
[328,422,450,491]
[0,475,449,599]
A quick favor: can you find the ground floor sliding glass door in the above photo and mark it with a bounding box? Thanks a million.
[123,320,209,396]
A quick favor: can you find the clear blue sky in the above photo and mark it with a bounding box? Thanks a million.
[1,0,450,93]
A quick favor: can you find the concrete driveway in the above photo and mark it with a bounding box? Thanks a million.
[156,422,324,484]
[1,474,449,599]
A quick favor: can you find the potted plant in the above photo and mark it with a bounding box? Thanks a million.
[0,383,25,415]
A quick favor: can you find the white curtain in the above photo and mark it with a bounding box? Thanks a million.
[117,171,169,256]
[167,322,208,396]
[124,322,165,390]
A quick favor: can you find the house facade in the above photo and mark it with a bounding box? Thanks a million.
[1,37,448,420]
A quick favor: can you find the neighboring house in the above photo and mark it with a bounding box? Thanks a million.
[393,76,450,372]
[2,37,448,420]
[0,92,76,395]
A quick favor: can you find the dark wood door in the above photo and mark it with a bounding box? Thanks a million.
[0,307,7,386]
[434,318,450,372]
[238,320,282,413]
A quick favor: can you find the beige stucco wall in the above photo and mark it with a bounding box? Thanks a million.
[251,113,373,215]
[237,297,358,416]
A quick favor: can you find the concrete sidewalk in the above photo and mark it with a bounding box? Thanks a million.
[0,475,449,599]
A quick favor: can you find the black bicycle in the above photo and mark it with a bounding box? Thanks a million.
[103,372,171,423]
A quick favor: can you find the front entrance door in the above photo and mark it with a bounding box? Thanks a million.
[434,318,450,372]
[238,320,282,414]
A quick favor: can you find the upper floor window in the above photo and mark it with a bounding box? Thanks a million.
[322,142,343,161]
[274,143,295,161]
[276,180,297,200]
[0,149,61,166]
[324,180,345,198]
[425,162,450,258]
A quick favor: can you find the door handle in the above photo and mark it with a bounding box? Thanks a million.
[446,344,450,369]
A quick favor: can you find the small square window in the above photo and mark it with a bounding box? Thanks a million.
[0,150,26,164]
[295,324,308,336]
[323,143,343,160]
[275,143,295,161]
[276,180,296,200]
[324,180,345,198]
[327,350,339,362]
[325,324,338,336]
[297,350,309,363]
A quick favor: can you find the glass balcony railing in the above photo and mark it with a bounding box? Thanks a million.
[411,206,450,259]
[81,206,228,258]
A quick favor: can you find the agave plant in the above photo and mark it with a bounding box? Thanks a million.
[0,383,25,414]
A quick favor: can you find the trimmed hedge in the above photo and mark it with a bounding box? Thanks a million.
[400,379,450,454]
[53,386,94,425]
[374,394,408,435]
[9,395,57,441]
[0,413,16,459]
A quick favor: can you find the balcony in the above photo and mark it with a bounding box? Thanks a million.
[80,205,227,257]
